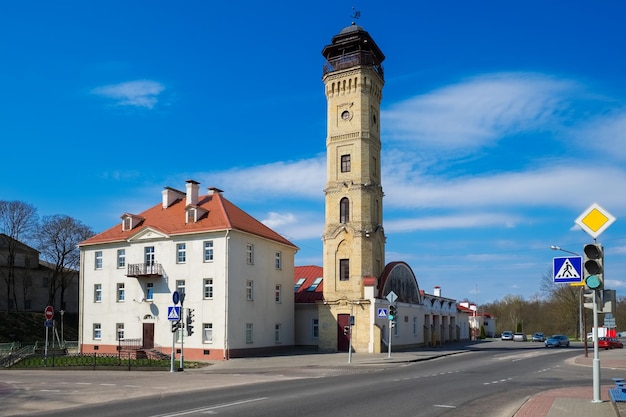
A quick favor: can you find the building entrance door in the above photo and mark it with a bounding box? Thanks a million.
[337,314,350,352]
[142,323,154,349]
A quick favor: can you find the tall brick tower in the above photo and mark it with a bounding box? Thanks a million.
[318,23,386,352]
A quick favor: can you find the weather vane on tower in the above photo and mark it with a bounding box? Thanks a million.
[351,7,361,21]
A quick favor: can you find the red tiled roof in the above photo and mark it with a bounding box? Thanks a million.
[294,265,323,303]
[80,191,297,248]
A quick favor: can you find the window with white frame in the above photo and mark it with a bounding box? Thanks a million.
[95,251,103,269]
[145,246,155,265]
[246,244,254,265]
[93,323,102,340]
[176,280,186,296]
[275,284,281,303]
[117,249,126,268]
[146,282,154,301]
[176,243,186,263]
[94,284,102,302]
[275,323,281,344]
[203,240,214,262]
[203,323,213,343]
[312,319,319,339]
[275,251,281,269]
[246,323,253,344]
[116,323,125,340]
[246,280,254,301]
[117,283,125,302]
[203,278,213,299]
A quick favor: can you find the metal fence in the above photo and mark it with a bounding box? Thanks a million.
[6,352,169,370]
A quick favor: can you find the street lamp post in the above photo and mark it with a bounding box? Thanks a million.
[550,246,584,343]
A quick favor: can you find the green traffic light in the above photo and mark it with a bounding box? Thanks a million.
[585,275,602,290]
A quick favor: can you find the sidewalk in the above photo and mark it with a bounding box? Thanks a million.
[511,348,626,417]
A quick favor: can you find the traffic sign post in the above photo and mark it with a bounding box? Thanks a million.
[574,203,617,404]
[386,291,397,358]
[44,306,54,359]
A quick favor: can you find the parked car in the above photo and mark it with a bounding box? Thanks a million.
[545,334,570,347]
[532,332,545,342]
[513,333,527,342]
[501,331,514,341]
[597,337,624,349]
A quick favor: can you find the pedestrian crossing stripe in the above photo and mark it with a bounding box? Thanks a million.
[168,306,180,320]
[555,258,581,279]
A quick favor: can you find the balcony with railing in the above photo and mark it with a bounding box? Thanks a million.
[127,263,163,278]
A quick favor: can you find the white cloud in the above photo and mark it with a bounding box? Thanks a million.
[383,73,577,151]
[573,110,626,162]
[198,157,326,201]
[92,80,165,109]
[384,212,523,233]
[383,164,626,213]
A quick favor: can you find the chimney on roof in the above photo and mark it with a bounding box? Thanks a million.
[208,187,224,195]
[186,180,200,206]
[162,187,185,208]
[434,286,441,297]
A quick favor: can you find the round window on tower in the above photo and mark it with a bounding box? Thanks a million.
[341,110,351,120]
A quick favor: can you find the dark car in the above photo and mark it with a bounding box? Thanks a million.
[545,334,570,347]
[532,332,545,342]
[501,331,514,341]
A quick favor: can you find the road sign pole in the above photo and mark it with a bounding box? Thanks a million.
[592,290,601,403]
[170,330,176,372]
[179,307,185,371]
[387,322,392,358]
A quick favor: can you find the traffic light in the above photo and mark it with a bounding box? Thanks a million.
[171,320,181,333]
[389,304,397,321]
[583,290,597,310]
[186,308,195,336]
[343,325,350,335]
[583,243,604,290]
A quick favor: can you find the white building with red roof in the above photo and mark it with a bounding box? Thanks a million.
[78,180,298,360]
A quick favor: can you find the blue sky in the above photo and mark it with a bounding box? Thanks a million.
[2,1,626,305]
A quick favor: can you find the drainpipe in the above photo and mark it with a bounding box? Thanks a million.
[223,230,230,359]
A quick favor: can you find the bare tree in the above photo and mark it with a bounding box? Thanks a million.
[36,215,94,310]
[0,201,38,311]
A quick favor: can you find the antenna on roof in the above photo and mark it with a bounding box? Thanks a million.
[351,7,361,22]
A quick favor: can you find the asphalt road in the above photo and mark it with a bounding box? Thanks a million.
[1,342,614,417]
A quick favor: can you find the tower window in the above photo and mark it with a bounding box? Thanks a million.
[339,259,349,281]
[340,198,350,223]
[341,154,351,172]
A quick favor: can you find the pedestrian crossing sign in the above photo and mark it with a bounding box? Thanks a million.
[167,306,181,321]
[553,256,583,283]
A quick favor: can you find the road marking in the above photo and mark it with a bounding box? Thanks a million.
[434,404,456,408]
[148,397,268,417]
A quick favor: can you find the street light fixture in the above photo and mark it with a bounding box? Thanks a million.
[550,245,584,343]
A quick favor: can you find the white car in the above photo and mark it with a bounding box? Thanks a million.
[501,331,514,341]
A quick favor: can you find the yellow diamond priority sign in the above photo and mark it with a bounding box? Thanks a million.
[575,203,616,239]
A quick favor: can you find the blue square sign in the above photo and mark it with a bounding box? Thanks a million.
[553,256,583,283]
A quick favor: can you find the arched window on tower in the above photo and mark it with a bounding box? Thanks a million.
[340,197,350,223]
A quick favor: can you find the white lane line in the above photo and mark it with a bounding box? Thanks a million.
[148,397,269,417]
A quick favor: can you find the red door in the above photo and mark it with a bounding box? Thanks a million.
[337,314,350,352]
[142,323,154,349]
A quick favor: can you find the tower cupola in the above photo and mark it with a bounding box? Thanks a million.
[322,23,385,79]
